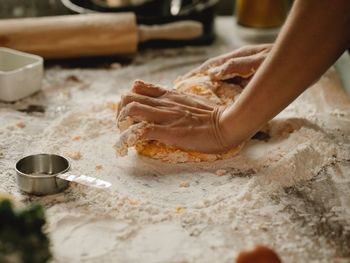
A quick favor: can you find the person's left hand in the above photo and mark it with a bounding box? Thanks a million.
[117,80,234,154]
[178,44,272,83]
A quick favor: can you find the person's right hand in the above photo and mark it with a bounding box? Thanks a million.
[179,44,272,83]
[117,80,235,154]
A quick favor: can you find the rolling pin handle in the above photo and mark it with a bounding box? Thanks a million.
[138,20,203,42]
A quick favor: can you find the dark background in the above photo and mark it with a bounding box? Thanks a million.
[0,0,235,18]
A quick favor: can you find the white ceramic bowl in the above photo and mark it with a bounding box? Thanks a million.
[0,48,43,102]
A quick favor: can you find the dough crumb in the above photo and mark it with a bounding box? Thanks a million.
[15,121,25,128]
[95,165,103,170]
[66,74,82,83]
[68,151,82,160]
[216,169,227,176]
[175,207,186,214]
[106,101,119,112]
[72,135,81,141]
[128,199,140,206]
[179,181,190,188]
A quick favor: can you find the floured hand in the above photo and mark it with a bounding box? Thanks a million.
[179,44,272,83]
[117,80,233,154]
[114,44,271,161]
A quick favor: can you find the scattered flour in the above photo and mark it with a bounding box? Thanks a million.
[0,19,349,263]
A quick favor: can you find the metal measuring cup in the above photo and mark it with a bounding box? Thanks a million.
[15,154,111,195]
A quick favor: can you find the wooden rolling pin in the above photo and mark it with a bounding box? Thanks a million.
[0,13,203,58]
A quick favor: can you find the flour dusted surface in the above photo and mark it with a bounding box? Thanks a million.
[0,18,350,263]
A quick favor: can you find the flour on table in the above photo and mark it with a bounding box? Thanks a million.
[0,23,349,262]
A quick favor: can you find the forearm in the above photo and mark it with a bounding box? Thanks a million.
[221,0,350,146]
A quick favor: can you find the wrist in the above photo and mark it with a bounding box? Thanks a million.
[219,105,253,149]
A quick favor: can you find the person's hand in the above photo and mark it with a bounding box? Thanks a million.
[179,44,272,83]
[117,80,234,154]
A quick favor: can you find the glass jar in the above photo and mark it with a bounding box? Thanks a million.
[235,0,289,28]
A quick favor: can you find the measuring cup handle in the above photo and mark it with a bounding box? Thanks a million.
[57,173,112,189]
